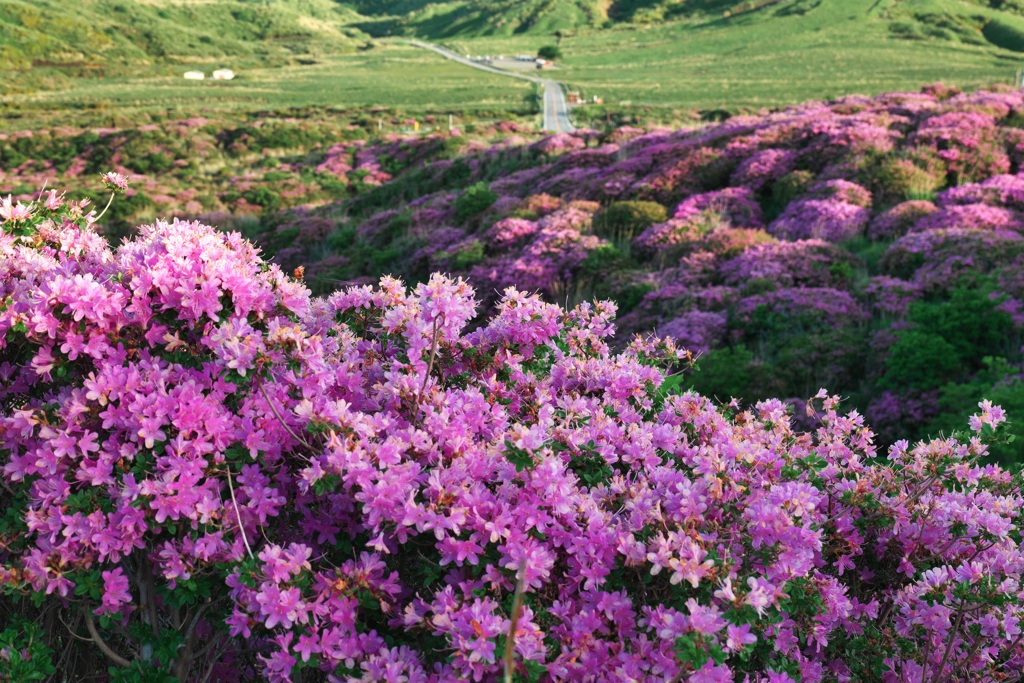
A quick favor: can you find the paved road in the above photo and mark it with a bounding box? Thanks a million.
[407,40,576,134]
[541,78,575,133]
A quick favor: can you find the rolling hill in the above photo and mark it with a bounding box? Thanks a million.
[7,0,1024,114]
[343,0,1024,43]
[0,0,368,93]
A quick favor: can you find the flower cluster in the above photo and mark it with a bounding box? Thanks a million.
[3,192,1024,683]
[767,199,870,242]
[221,86,1024,465]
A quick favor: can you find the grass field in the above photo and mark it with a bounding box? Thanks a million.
[0,44,538,131]
[5,0,1024,131]
[444,0,1024,112]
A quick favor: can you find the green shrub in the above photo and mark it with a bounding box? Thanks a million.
[580,244,625,275]
[243,187,282,212]
[983,17,1024,51]
[126,151,174,174]
[612,282,655,315]
[326,226,357,253]
[909,288,1015,360]
[881,288,1016,390]
[924,357,1024,465]
[874,150,945,201]
[881,330,962,390]
[0,620,55,681]
[592,200,667,249]
[763,170,813,220]
[442,240,486,270]
[537,45,562,60]
[454,181,497,223]
[688,346,756,400]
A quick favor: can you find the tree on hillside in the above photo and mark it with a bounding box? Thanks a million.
[538,44,562,60]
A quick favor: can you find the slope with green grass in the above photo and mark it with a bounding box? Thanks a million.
[437,0,1024,113]
[0,43,537,132]
[343,0,606,38]
[0,0,369,93]
[9,0,1024,123]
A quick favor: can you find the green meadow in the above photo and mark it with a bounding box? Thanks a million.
[445,0,1024,112]
[5,0,1024,128]
[0,44,537,131]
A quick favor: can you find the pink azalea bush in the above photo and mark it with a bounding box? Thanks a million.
[2,185,1024,683]
[204,85,1024,473]
[868,201,938,240]
[767,199,870,242]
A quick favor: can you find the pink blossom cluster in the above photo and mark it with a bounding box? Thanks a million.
[936,173,1024,209]
[868,200,938,240]
[671,187,765,226]
[804,179,873,208]
[5,191,1024,683]
[730,148,797,190]
[658,310,728,354]
[733,286,869,331]
[469,207,604,298]
[912,110,1011,180]
[250,86,1024,450]
[880,227,1024,291]
[633,188,764,255]
[911,203,1024,234]
[767,198,870,242]
[719,240,853,288]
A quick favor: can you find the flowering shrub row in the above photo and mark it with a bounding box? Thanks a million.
[0,112,522,241]
[249,85,1024,458]
[1,183,1023,682]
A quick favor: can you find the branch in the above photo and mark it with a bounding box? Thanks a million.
[503,560,528,683]
[413,318,442,424]
[58,613,91,643]
[930,607,965,683]
[94,192,116,222]
[258,382,314,452]
[226,466,255,560]
[80,608,131,668]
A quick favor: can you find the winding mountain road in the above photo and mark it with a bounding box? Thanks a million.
[407,40,576,134]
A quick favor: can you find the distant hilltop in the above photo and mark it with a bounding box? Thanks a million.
[339,0,1024,40]
[0,0,366,93]
[344,0,794,37]
[7,0,1024,94]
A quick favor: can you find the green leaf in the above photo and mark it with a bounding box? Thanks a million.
[504,440,535,472]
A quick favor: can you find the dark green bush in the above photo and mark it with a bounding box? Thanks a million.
[881,331,962,390]
[689,346,756,400]
[454,181,497,223]
[881,288,1016,390]
[924,356,1024,464]
[537,45,562,60]
[592,201,667,247]
[983,17,1024,51]
[443,240,486,270]
[763,170,814,220]
[243,187,282,212]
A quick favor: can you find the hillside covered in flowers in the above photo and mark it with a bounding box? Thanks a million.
[6,85,1024,457]
[251,84,1024,462]
[1,180,1023,682]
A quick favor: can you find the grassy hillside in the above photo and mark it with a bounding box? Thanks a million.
[0,44,537,132]
[8,0,1024,125]
[343,0,815,37]
[0,0,368,93]
[344,0,606,38]
[437,0,1024,112]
